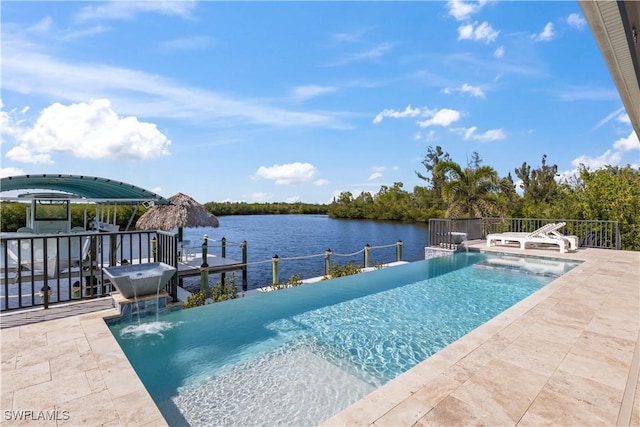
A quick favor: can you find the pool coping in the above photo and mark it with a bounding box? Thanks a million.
[1,246,638,426]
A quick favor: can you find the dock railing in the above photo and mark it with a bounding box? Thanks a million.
[184,236,402,292]
[1,230,179,312]
[262,241,404,287]
[482,218,620,250]
[187,236,248,292]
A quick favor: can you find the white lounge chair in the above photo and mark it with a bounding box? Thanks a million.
[486,222,571,253]
[550,229,579,250]
[535,222,579,250]
[487,223,558,243]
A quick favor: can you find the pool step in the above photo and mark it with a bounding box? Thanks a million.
[474,257,566,277]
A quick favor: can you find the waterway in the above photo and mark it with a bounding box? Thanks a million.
[180,215,429,291]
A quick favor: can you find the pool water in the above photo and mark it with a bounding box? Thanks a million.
[108,252,579,426]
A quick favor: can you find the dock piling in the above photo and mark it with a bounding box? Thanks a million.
[364,244,370,268]
[221,237,227,285]
[325,249,332,276]
[272,255,279,286]
[241,241,248,292]
[200,235,210,294]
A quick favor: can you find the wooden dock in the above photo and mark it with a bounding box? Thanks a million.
[176,254,244,277]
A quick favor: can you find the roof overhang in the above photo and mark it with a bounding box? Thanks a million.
[580,1,640,138]
[0,174,171,205]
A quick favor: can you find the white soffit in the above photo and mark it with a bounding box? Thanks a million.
[580,1,640,139]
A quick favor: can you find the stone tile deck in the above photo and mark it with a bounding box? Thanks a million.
[1,245,638,426]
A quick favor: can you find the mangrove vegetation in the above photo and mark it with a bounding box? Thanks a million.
[326,147,640,250]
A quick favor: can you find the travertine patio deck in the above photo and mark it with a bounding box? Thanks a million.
[0,246,638,426]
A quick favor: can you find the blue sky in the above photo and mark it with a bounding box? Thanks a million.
[1,1,638,204]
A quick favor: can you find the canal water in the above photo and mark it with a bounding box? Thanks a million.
[181,215,429,291]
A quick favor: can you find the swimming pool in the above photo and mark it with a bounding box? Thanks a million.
[108,252,579,426]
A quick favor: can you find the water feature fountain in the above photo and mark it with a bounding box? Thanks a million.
[103,262,177,322]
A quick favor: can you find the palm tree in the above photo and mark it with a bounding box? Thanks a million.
[434,160,504,218]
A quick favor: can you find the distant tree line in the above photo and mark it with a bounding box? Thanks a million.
[0,203,146,232]
[0,200,329,231]
[327,146,640,251]
[204,201,328,216]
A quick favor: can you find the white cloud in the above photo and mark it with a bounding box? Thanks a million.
[5,99,171,164]
[567,13,586,30]
[331,29,366,43]
[513,178,525,196]
[612,131,640,152]
[475,128,506,141]
[0,167,26,178]
[292,85,337,101]
[368,166,386,181]
[456,126,506,141]
[571,132,639,170]
[0,108,12,139]
[76,1,196,22]
[446,0,487,21]
[373,105,421,124]
[285,196,300,203]
[29,16,54,33]
[417,109,462,128]
[314,179,330,186]
[532,22,555,42]
[2,38,340,128]
[329,42,395,66]
[571,149,622,169]
[0,100,31,140]
[415,129,437,142]
[443,83,485,98]
[617,113,631,124]
[591,106,626,131]
[494,46,505,59]
[250,192,271,202]
[4,146,53,164]
[458,21,499,43]
[23,15,108,42]
[557,87,619,102]
[253,162,318,185]
[160,36,212,52]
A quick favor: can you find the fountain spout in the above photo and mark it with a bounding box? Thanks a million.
[103,262,176,299]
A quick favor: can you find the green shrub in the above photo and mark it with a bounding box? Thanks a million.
[323,262,362,280]
[271,274,304,291]
[183,274,240,309]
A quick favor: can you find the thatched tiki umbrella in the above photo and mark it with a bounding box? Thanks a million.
[135,192,219,242]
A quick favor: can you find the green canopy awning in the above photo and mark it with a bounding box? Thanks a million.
[0,174,171,205]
